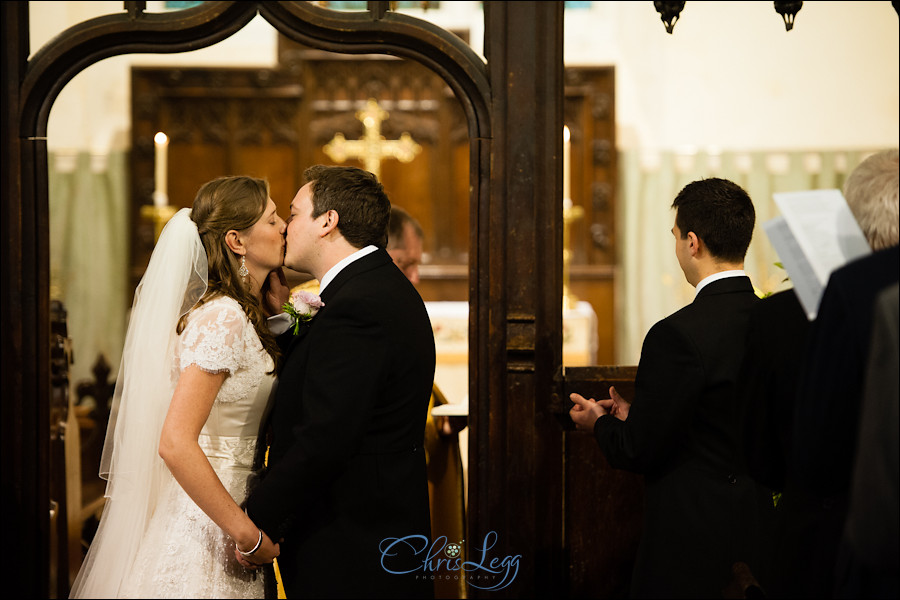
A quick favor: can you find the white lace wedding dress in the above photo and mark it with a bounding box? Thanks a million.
[118,296,275,599]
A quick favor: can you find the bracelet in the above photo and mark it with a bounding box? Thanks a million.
[238,529,263,557]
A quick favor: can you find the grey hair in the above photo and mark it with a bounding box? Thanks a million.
[844,149,899,251]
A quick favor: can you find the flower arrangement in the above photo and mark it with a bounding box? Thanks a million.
[282,290,324,334]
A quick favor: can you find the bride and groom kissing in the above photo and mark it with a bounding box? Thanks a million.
[71,165,436,599]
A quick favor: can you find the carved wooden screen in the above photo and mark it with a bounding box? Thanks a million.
[130,56,618,362]
[131,41,471,295]
[279,39,472,271]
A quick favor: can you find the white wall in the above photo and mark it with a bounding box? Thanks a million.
[32,1,898,152]
[31,1,280,152]
[585,1,900,151]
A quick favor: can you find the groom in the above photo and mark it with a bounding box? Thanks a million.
[245,165,436,598]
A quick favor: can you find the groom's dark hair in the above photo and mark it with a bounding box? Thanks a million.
[304,165,391,249]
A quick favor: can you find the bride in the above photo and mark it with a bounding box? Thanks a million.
[70,176,286,598]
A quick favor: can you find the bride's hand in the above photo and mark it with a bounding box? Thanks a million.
[234,530,280,568]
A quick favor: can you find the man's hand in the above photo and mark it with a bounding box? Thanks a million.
[569,392,611,432]
[608,385,631,421]
[263,268,290,317]
[234,530,280,569]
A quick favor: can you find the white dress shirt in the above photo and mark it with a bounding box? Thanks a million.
[694,269,747,298]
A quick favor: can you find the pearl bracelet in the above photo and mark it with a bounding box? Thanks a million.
[238,529,263,557]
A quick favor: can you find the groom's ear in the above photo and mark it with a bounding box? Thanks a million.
[319,209,339,237]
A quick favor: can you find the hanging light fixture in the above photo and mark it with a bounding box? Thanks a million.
[654,1,685,34]
[774,1,803,31]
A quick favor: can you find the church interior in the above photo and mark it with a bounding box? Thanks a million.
[3,1,898,597]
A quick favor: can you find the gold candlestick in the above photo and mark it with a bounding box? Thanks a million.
[563,198,584,310]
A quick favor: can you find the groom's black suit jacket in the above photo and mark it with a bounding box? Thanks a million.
[594,276,774,598]
[247,249,435,599]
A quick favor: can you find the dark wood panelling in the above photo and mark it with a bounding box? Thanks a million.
[130,66,306,286]
[559,366,643,598]
[131,59,617,362]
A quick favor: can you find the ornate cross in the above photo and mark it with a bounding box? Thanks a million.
[323,98,422,179]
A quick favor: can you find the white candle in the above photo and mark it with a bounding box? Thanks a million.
[153,131,169,208]
[563,125,571,202]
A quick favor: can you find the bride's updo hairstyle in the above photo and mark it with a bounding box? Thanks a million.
[178,175,280,369]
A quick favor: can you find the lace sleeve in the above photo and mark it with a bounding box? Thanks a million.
[177,298,248,376]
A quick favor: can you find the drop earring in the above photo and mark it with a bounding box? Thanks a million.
[239,255,249,283]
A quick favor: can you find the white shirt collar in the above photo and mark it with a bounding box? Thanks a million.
[319,245,378,294]
[694,269,746,297]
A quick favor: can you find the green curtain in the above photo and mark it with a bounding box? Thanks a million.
[614,148,873,364]
[49,150,129,392]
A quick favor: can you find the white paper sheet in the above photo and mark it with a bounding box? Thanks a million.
[764,189,871,319]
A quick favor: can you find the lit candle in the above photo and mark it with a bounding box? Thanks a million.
[153,131,169,208]
[563,125,571,202]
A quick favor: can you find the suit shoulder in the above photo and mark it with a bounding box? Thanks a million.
[643,314,692,349]
[325,272,429,326]
[653,290,757,343]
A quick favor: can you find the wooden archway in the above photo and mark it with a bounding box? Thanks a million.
[2,2,564,597]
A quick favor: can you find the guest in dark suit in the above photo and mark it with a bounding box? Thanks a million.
[838,282,900,598]
[739,150,898,598]
[787,149,899,597]
[244,166,435,599]
[786,244,900,596]
[736,286,834,600]
[740,149,899,496]
[737,288,809,494]
[792,149,899,499]
[570,177,773,598]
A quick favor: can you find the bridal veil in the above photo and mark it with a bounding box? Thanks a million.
[70,208,207,598]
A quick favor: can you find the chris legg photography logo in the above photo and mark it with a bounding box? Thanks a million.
[379,531,521,591]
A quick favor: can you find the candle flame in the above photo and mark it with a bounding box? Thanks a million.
[154,131,168,145]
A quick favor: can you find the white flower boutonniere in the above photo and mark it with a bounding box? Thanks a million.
[282,290,324,335]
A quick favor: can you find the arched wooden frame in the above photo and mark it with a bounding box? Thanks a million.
[5,2,565,597]
[10,0,490,589]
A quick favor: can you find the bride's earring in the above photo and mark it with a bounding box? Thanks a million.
[239,255,249,283]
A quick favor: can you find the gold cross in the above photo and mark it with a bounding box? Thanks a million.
[323,98,422,179]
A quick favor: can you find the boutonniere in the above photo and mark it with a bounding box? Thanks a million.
[282,290,324,335]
